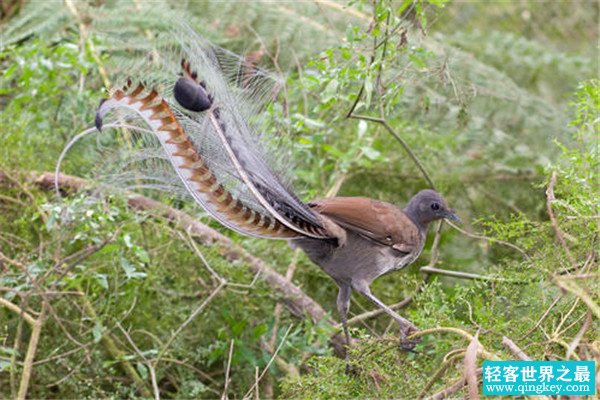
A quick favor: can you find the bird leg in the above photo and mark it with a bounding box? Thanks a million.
[353,283,420,350]
[336,283,352,374]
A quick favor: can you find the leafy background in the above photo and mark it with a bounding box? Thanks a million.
[0,0,598,399]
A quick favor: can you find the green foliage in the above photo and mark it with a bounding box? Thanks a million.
[281,79,599,400]
[1,1,598,399]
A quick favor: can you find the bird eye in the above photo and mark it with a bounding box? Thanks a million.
[431,202,440,211]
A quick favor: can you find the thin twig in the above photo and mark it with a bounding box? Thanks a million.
[155,281,225,369]
[553,277,600,319]
[408,327,499,360]
[419,350,465,398]
[349,114,436,189]
[419,266,520,283]
[566,310,593,360]
[446,221,530,259]
[427,376,465,400]
[429,220,444,266]
[222,339,235,400]
[518,294,563,340]
[242,325,293,400]
[117,323,160,400]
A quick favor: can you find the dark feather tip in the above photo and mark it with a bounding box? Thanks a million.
[95,112,103,132]
[95,99,107,131]
[174,77,212,112]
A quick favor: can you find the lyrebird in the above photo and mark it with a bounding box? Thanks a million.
[89,25,460,372]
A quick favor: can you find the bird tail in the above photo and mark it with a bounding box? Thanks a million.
[91,23,331,240]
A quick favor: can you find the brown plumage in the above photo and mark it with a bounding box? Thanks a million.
[94,51,460,373]
[292,191,459,372]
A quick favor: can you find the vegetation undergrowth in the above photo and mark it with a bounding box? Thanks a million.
[0,1,597,398]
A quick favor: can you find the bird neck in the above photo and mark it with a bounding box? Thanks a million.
[403,204,430,235]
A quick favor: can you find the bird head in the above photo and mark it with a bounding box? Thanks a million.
[404,189,461,228]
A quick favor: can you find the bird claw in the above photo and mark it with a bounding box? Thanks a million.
[399,326,421,352]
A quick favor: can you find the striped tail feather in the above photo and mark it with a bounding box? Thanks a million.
[177,59,330,239]
[95,81,300,239]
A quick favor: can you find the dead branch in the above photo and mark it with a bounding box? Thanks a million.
[419,266,519,283]
[117,323,160,400]
[222,339,235,400]
[427,376,465,400]
[463,333,481,400]
[1,170,347,354]
[17,300,48,400]
[518,294,563,340]
[242,325,293,400]
[566,310,593,360]
[501,336,531,361]
[0,297,35,326]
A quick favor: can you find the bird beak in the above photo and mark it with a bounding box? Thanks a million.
[444,211,461,223]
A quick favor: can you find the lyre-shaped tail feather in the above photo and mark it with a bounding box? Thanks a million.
[177,59,330,239]
[95,81,300,239]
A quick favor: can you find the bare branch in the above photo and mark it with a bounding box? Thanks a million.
[222,339,235,400]
[501,336,531,361]
[242,325,293,400]
[117,323,160,400]
[566,310,593,360]
[0,297,35,326]
[420,266,520,283]
[463,333,481,400]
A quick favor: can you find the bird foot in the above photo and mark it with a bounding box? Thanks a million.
[399,326,421,352]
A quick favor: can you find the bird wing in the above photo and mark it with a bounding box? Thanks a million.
[307,197,422,253]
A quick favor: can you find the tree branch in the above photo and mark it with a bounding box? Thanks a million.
[2,170,346,355]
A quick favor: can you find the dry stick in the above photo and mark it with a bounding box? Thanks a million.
[117,323,160,400]
[64,0,110,88]
[546,171,576,266]
[446,220,530,260]
[254,367,260,400]
[268,249,300,350]
[0,297,35,326]
[10,304,25,398]
[222,339,235,400]
[419,266,518,283]
[155,281,226,369]
[17,300,48,400]
[14,171,348,355]
[518,294,563,340]
[427,374,469,400]
[419,351,466,399]
[429,220,444,267]
[566,310,593,360]
[498,339,553,400]
[553,278,600,319]
[552,297,581,337]
[350,114,436,189]
[242,325,293,400]
[501,336,531,361]
[463,333,481,400]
